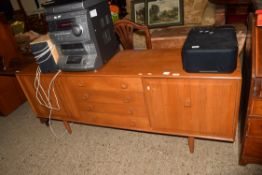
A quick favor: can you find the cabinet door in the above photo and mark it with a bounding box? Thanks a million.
[143,78,240,140]
[16,75,70,120]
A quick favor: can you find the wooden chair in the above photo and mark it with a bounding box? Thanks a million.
[114,19,152,50]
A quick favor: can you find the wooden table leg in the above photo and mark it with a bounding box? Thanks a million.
[63,120,72,134]
[188,137,195,153]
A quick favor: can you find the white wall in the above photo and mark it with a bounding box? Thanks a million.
[10,0,43,15]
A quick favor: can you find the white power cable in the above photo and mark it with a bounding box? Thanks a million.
[34,67,61,110]
[37,52,53,65]
[34,43,55,61]
[32,45,49,56]
[33,42,68,139]
[47,70,68,139]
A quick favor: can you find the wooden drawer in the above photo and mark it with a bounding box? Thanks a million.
[246,118,262,138]
[79,113,150,130]
[65,76,143,92]
[78,102,148,118]
[242,137,262,160]
[76,103,150,129]
[250,99,262,116]
[72,88,145,105]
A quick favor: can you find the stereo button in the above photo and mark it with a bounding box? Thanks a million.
[72,25,83,37]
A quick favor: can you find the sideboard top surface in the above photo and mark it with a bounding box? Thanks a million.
[17,49,241,80]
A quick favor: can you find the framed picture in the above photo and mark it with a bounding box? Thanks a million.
[131,0,146,25]
[147,0,183,27]
[131,0,183,28]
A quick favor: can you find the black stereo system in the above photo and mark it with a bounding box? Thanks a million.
[182,26,238,73]
[44,0,119,71]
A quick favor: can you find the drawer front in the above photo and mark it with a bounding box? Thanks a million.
[78,112,150,130]
[72,88,145,105]
[243,137,262,159]
[246,118,262,138]
[77,103,150,129]
[78,102,148,118]
[250,99,262,116]
[66,77,143,92]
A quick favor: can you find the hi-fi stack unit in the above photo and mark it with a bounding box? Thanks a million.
[43,0,119,71]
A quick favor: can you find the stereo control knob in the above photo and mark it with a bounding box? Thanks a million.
[72,25,82,37]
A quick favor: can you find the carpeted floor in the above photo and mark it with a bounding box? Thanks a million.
[0,102,262,175]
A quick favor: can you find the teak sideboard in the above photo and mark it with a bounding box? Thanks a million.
[16,49,242,153]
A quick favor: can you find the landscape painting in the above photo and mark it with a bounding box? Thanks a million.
[147,0,183,27]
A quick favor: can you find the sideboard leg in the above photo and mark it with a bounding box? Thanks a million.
[239,158,248,166]
[188,137,195,153]
[63,120,72,134]
[39,118,49,126]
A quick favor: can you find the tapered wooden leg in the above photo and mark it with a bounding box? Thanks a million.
[188,137,195,153]
[39,118,49,126]
[239,158,247,166]
[63,120,72,134]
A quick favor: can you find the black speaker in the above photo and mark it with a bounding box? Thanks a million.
[182,26,238,73]
[30,35,59,73]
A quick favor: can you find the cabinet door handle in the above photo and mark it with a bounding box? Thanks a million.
[184,98,191,107]
[82,94,89,100]
[146,85,151,91]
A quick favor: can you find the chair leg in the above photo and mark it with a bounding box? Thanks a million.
[63,120,72,134]
[188,137,195,153]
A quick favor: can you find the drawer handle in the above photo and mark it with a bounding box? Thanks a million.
[127,109,133,115]
[78,81,84,87]
[184,98,191,107]
[123,97,131,103]
[86,105,94,111]
[121,83,128,89]
[82,94,89,100]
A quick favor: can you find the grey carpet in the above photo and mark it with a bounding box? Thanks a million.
[0,102,261,175]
